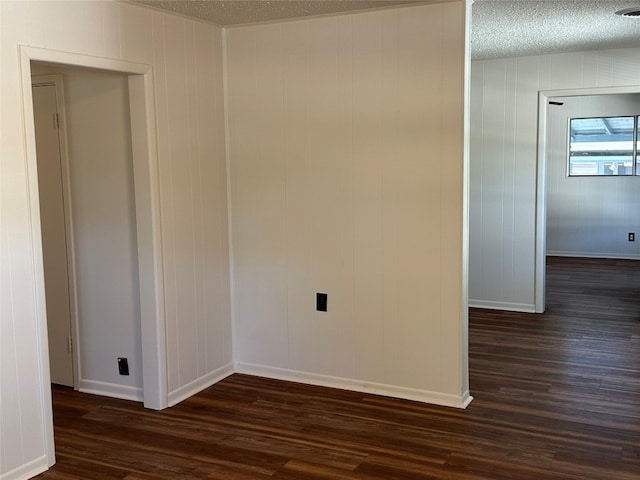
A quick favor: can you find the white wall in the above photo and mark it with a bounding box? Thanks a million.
[469,47,640,312]
[150,7,231,406]
[547,93,640,259]
[0,1,230,478]
[33,65,145,399]
[226,2,470,407]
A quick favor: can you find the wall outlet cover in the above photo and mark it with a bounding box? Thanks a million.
[117,357,130,375]
[316,292,328,312]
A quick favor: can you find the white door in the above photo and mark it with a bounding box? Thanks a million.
[33,83,74,387]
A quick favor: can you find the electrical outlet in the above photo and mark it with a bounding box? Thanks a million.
[629,232,635,242]
[316,292,328,312]
[117,357,129,375]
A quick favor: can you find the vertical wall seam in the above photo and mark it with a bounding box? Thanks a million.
[159,14,180,390]
[211,25,221,368]
[511,59,518,298]
[181,20,198,379]
[279,23,292,369]
[193,22,207,375]
[377,11,386,368]
[221,27,236,365]
[348,14,356,377]
[438,4,446,390]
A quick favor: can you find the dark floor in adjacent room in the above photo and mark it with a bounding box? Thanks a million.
[37,257,640,479]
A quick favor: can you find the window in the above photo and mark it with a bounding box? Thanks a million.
[568,115,640,176]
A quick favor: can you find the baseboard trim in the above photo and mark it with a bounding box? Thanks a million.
[168,362,235,407]
[547,252,640,260]
[468,299,536,313]
[0,455,48,480]
[460,389,474,409]
[235,362,473,409]
[79,380,143,402]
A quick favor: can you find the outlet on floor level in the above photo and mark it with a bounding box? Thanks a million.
[117,357,130,375]
[629,232,635,242]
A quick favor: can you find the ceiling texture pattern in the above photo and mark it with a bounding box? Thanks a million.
[131,0,422,25]
[130,0,640,60]
[472,0,640,60]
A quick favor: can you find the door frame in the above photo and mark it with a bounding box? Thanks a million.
[20,45,168,466]
[31,74,79,388]
[535,85,640,312]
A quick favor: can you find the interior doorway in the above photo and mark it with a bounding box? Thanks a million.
[20,45,168,467]
[31,64,147,397]
[535,85,640,312]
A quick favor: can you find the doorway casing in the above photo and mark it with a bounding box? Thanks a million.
[535,85,640,313]
[19,46,167,467]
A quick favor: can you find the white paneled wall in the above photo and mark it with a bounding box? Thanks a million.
[151,9,232,404]
[547,94,640,259]
[0,1,230,478]
[470,47,640,312]
[226,2,469,406]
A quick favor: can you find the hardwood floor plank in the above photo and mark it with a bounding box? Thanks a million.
[36,257,640,479]
[275,459,370,480]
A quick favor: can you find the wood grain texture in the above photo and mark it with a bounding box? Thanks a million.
[37,257,639,479]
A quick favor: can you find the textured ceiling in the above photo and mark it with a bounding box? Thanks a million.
[129,0,640,60]
[130,0,424,26]
[472,1,640,60]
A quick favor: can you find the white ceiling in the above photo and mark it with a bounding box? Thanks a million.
[130,0,640,60]
[472,0,640,60]
[130,0,424,26]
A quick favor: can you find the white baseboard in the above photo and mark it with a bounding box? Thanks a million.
[235,362,473,409]
[79,379,143,402]
[459,389,473,408]
[0,455,48,480]
[546,251,640,260]
[168,362,235,407]
[468,299,536,313]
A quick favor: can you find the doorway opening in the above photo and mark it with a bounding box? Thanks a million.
[32,65,146,399]
[535,85,640,312]
[20,46,167,468]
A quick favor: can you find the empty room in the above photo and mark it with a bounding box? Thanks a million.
[1,1,639,479]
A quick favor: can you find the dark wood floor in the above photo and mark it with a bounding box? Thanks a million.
[37,257,640,479]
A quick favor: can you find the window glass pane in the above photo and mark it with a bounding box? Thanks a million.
[569,116,634,176]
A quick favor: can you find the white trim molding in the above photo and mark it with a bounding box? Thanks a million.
[547,252,640,260]
[469,300,536,313]
[18,44,168,472]
[79,380,144,403]
[236,363,473,409]
[536,85,640,314]
[19,45,168,412]
[0,456,48,480]
[168,363,235,407]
